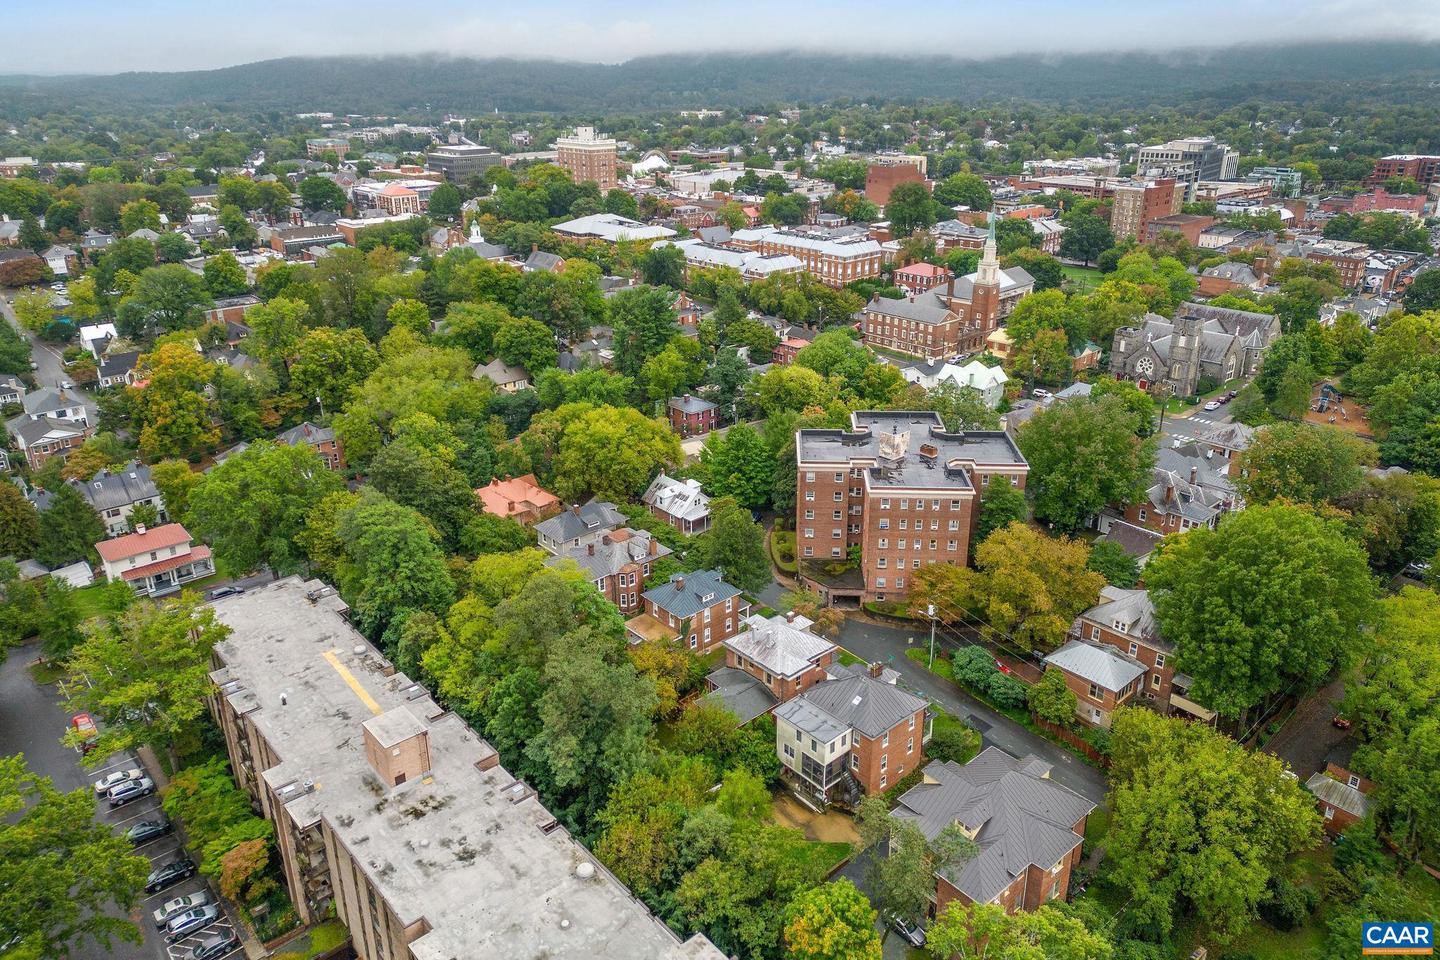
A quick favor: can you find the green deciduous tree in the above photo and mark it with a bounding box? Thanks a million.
[610,285,680,377]
[1144,505,1375,718]
[117,264,213,339]
[297,176,346,212]
[202,250,248,298]
[186,441,344,575]
[0,482,40,560]
[1059,212,1114,266]
[1086,539,1140,588]
[1028,668,1080,727]
[290,326,378,411]
[1233,422,1374,507]
[552,405,680,501]
[35,483,104,569]
[701,424,773,509]
[925,901,1113,960]
[333,490,455,640]
[63,592,230,765]
[932,173,992,211]
[427,182,462,221]
[1017,395,1157,532]
[885,181,938,236]
[1106,708,1321,943]
[494,314,559,373]
[691,496,771,594]
[856,795,977,931]
[783,878,882,960]
[0,754,150,959]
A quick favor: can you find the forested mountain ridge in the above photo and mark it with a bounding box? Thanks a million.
[2,42,1439,114]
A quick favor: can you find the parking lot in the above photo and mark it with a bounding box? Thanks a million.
[0,643,240,960]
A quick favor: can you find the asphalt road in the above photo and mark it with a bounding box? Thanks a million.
[0,289,99,422]
[834,617,1110,807]
[0,643,239,960]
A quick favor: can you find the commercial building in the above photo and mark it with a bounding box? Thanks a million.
[1245,166,1305,199]
[1022,157,1120,178]
[1136,138,1239,198]
[892,749,1094,915]
[351,179,439,214]
[556,127,619,191]
[865,161,926,208]
[206,577,723,960]
[424,143,502,183]
[305,138,350,158]
[1365,154,1440,189]
[795,411,1028,604]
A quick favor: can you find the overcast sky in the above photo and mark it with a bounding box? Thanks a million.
[7,0,1440,74]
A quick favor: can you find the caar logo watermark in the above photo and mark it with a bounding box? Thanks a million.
[1363,923,1433,955]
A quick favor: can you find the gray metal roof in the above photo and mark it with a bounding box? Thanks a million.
[865,292,953,326]
[98,350,140,379]
[641,474,710,523]
[525,250,565,272]
[641,569,741,619]
[31,461,160,514]
[724,613,835,679]
[546,529,670,580]
[668,395,716,414]
[892,749,1094,904]
[276,421,335,446]
[472,359,530,385]
[774,696,849,743]
[785,671,927,739]
[704,667,778,725]
[1305,772,1370,818]
[534,500,625,544]
[1044,639,1146,692]
[22,388,82,417]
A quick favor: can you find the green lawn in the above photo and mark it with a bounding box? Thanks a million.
[836,648,865,667]
[1061,264,1104,292]
[787,839,854,877]
[769,529,797,574]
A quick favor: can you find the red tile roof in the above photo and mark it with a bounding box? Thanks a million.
[475,474,560,518]
[120,544,212,581]
[94,523,194,562]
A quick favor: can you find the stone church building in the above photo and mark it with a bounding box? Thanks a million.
[1109,302,1281,397]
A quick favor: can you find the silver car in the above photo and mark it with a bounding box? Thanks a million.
[165,905,220,942]
[154,892,212,929]
[93,767,142,795]
[106,776,155,807]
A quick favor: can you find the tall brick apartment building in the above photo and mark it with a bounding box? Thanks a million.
[556,126,619,191]
[795,411,1028,604]
[1110,178,1183,241]
[1365,154,1440,189]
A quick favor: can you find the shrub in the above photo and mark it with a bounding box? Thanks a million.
[985,672,1029,711]
[927,717,981,764]
[1258,876,1311,931]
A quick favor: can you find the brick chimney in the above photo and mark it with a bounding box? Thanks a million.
[1190,465,1198,484]
[587,543,595,555]
[674,576,685,592]
[362,706,431,788]
[867,661,884,679]
[785,610,796,623]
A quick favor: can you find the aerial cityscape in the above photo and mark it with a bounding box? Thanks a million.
[1,4,1439,960]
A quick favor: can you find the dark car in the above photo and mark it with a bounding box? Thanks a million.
[207,585,245,600]
[187,929,240,960]
[145,858,197,894]
[165,905,220,942]
[125,818,172,844]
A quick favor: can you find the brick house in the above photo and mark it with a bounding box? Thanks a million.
[1042,639,1147,729]
[203,295,261,327]
[667,394,718,437]
[1305,761,1375,835]
[625,569,748,652]
[704,611,838,723]
[546,527,670,617]
[29,460,167,537]
[534,500,626,552]
[775,666,930,801]
[476,474,562,525]
[773,337,809,365]
[641,472,711,534]
[892,748,1095,915]
[275,422,346,471]
[8,417,90,470]
[1116,443,1238,536]
[1070,587,1215,723]
[894,262,954,295]
[795,411,1028,605]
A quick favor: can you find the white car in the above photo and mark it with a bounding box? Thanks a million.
[154,892,212,929]
[1203,400,1222,411]
[1032,388,1052,400]
[93,768,143,796]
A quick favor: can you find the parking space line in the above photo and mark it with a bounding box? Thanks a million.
[110,806,165,827]
[86,755,141,776]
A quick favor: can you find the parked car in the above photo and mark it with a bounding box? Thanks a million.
[70,712,99,755]
[93,767,142,796]
[1332,716,1353,730]
[165,905,220,942]
[1225,390,1238,401]
[107,776,155,807]
[125,818,173,844]
[186,929,239,960]
[146,858,197,894]
[207,585,245,599]
[154,892,212,929]
[1203,400,1221,411]
[893,917,927,947]
[1032,388,1052,400]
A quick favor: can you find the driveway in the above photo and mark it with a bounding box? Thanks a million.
[1263,677,1350,778]
[0,643,240,960]
[835,617,1109,807]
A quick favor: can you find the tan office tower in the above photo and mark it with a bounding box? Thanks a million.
[556,126,619,191]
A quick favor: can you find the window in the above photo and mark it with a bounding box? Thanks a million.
[981,475,989,486]
[804,528,814,539]
[908,714,915,731]
[875,577,886,588]
[900,499,909,510]
[1155,654,1166,668]
[878,519,889,530]
[851,754,859,770]
[1088,683,1102,700]
[897,538,907,549]
[832,548,842,557]
[1090,624,1100,640]
[796,729,802,742]
[907,737,914,754]
[930,520,939,530]
[950,499,961,510]
[810,738,817,751]
[784,743,794,759]
[805,490,815,501]
[1011,476,1020,487]
[882,731,889,748]
[877,557,888,568]
[1138,509,1147,522]
[948,539,958,551]
[880,498,890,509]
[878,538,888,549]
[832,510,841,520]
[803,546,813,557]
[932,499,940,510]
[833,491,843,501]
[879,774,887,789]
[949,519,960,531]
[725,597,733,612]
[805,472,815,482]
[895,577,905,588]
[1347,774,1361,789]
[1324,806,1334,821]
[831,528,841,539]
[804,509,814,520]
[1129,641,1139,656]
[930,539,938,549]
[899,519,908,530]
[1152,673,1161,688]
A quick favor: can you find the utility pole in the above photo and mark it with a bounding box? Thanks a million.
[927,604,937,670]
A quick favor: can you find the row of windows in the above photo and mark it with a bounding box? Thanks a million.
[872,577,904,588]
[877,518,948,531]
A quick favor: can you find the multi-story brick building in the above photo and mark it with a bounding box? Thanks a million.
[1143,213,1215,246]
[1111,178,1183,241]
[8,417,90,470]
[1298,239,1372,289]
[774,665,930,799]
[556,126,619,191]
[892,749,1095,915]
[795,411,1028,604]
[206,578,723,960]
[1042,639,1147,729]
[534,500,626,553]
[667,394,718,436]
[862,219,1033,358]
[705,611,838,723]
[1305,760,1375,835]
[625,569,747,652]
[754,227,885,287]
[865,161,926,208]
[305,137,350,158]
[894,262,953,295]
[1069,586,1214,723]
[545,526,669,617]
[1365,154,1440,189]
[276,422,346,471]
[772,337,809,365]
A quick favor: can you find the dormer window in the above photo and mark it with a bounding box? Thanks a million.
[701,592,715,603]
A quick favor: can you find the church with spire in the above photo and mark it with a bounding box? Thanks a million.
[861,216,1036,360]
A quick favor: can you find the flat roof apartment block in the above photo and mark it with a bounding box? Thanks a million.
[207,577,722,960]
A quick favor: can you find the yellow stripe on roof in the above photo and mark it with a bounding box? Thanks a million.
[322,649,382,716]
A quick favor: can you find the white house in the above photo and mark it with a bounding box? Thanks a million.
[902,359,1009,408]
[94,523,213,597]
[78,323,117,360]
